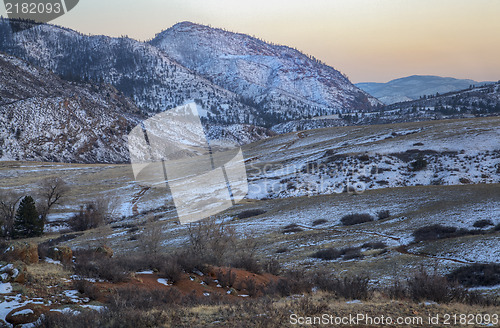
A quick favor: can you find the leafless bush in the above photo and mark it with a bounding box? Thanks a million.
[311,246,363,261]
[240,277,258,296]
[447,263,500,287]
[157,256,183,283]
[407,267,459,303]
[216,268,236,288]
[377,210,391,220]
[236,209,266,219]
[412,224,481,242]
[282,223,303,233]
[140,218,164,255]
[73,279,100,300]
[0,191,23,237]
[230,235,261,273]
[312,218,328,226]
[230,253,261,274]
[187,217,235,266]
[340,213,374,226]
[473,219,494,228]
[69,200,110,231]
[263,258,281,275]
[361,241,387,250]
[73,248,128,283]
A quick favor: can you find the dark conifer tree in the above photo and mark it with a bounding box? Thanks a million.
[13,196,43,238]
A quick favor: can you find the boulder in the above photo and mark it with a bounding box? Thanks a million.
[0,261,26,283]
[4,242,38,264]
[48,246,73,264]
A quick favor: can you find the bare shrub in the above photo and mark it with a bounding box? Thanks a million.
[0,191,23,237]
[340,213,374,226]
[282,223,303,233]
[377,210,391,220]
[473,219,494,228]
[69,200,110,231]
[311,247,342,261]
[230,235,261,273]
[157,256,183,283]
[311,246,363,261]
[275,246,289,254]
[240,277,258,296]
[263,258,281,275]
[361,241,387,250]
[73,248,128,283]
[412,224,481,242]
[216,268,236,288]
[187,217,235,266]
[332,275,372,300]
[312,270,371,300]
[312,219,328,226]
[236,209,266,219]
[73,279,99,300]
[140,218,164,255]
[407,267,457,303]
[447,263,500,287]
[231,253,261,274]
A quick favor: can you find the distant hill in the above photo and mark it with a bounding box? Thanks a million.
[356,75,495,104]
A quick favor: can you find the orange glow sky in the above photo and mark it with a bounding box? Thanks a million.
[4,0,500,83]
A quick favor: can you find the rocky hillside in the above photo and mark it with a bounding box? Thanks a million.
[0,19,381,131]
[151,22,381,123]
[0,18,263,126]
[0,52,143,163]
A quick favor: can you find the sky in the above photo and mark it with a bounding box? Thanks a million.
[2,0,500,83]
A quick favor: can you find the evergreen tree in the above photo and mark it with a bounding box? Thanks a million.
[13,196,43,238]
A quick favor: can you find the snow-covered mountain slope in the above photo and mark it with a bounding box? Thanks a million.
[150,22,381,121]
[357,75,493,104]
[0,52,143,163]
[0,19,381,132]
[0,19,264,127]
[242,116,500,199]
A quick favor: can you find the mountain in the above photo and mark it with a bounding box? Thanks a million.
[0,19,381,134]
[356,75,494,105]
[0,52,142,163]
[0,19,264,126]
[384,81,500,115]
[150,22,382,119]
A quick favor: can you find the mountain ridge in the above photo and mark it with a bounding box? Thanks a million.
[356,75,495,105]
[150,21,381,117]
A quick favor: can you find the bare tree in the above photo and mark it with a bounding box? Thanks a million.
[141,217,164,255]
[38,176,69,222]
[0,191,23,237]
[187,217,235,265]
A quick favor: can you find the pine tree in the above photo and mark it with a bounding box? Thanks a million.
[13,196,43,238]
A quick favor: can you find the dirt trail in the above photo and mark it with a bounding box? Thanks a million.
[131,187,150,215]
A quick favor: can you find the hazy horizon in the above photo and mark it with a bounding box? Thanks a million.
[1,0,499,83]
